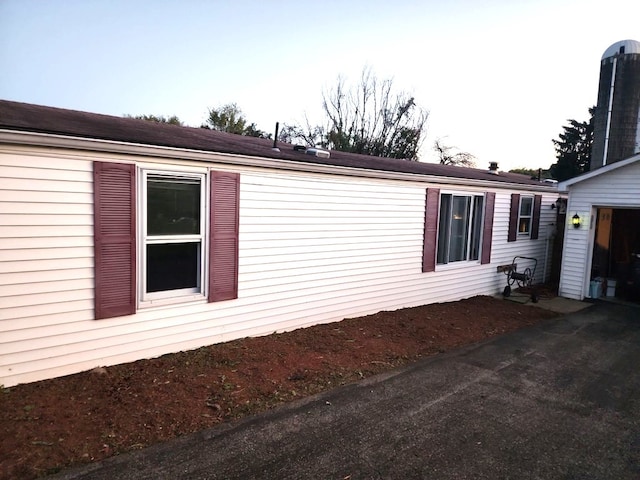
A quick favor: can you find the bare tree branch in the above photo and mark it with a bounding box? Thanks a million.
[433,138,476,167]
[289,67,428,160]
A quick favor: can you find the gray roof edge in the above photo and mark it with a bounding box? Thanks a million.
[0,128,558,193]
[0,99,552,189]
[558,152,640,190]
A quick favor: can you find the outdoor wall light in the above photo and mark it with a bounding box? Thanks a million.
[572,213,581,229]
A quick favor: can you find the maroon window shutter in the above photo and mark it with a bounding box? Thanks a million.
[530,194,542,240]
[422,188,440,273]
[481,192,495,265]
[93,162,136,319]
[508,193,520,242]
[209,171,240,302]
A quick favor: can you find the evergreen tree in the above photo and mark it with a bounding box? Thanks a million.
[549,107,594,181]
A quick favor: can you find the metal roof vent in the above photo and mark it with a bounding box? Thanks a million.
[306,147,330,159]
[488,161,499,174]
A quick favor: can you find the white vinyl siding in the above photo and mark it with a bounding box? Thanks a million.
[0,156,94,318]
[0,146,558,387]
[490,192,556,284]
[238,174,425,322]
[559,160,640,300]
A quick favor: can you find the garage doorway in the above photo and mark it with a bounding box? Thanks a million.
[591,208,640,302]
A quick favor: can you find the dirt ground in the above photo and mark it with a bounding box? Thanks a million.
[0,295,559,479]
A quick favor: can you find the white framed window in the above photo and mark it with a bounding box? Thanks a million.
[140,169,207,304]
[437,193,484,264]
[518,196,533,236]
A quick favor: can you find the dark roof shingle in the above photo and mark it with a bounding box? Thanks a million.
[0,99,546,186]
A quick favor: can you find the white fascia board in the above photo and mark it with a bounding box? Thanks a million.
[559,152,640,191]
[0,129,557,194]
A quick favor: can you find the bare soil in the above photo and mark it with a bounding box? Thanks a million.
[0,295,559,479]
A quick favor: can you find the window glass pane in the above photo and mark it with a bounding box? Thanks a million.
[437,194,483,265]
[520,197,533,216]
[449,196,470,262]
[519,218,531,233]
[437,194,451,264]
[469,196,484,261]
[147,242,200,293]
[147,176,201,235]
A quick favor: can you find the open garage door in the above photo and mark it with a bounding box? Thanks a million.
[591,208,640,302]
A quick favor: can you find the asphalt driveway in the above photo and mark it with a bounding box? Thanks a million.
[52,301,640,480]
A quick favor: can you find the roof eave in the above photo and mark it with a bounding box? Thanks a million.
[0,129,558,193]
[558,153,640,191]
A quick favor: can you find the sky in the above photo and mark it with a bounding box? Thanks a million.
[1,0,638,171]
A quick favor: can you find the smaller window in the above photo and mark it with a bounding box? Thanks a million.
[518,196,533,236]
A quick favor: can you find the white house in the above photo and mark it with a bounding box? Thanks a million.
[0,100,559,387]
[558,152,640,301]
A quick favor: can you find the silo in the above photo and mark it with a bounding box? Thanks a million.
[590,39,640,170]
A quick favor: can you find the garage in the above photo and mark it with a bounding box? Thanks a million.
[558,153,640,302]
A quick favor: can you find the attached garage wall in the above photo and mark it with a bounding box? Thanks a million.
[1,144,557,387]
[559,160,640,299]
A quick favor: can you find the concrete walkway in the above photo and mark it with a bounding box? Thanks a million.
[503,293,594,314]
[52,302,640,480]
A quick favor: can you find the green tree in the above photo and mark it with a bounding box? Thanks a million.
[202,103,270,138]
[433,138,476,167]
[279,121,323,148]
[281,68,428,160]
[509,167,552,180]
[125,114,183,125]
[549,107,594,181]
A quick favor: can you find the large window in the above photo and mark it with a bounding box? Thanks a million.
[518,196,533,236]
[142,171,206,301]
[94,162,239,319]
[436,193,484,264]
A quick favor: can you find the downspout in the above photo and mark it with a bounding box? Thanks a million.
[635,104,640,154]
[602,56,618,167]
[543,224,553,283]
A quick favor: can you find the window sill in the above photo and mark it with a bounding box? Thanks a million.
[435,260,482,272]
[138,293,207,310]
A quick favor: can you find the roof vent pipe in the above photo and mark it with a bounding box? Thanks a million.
[488,161,499,174]
[272,122,280,152]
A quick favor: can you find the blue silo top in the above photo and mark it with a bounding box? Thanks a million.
[602,39,640,59]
